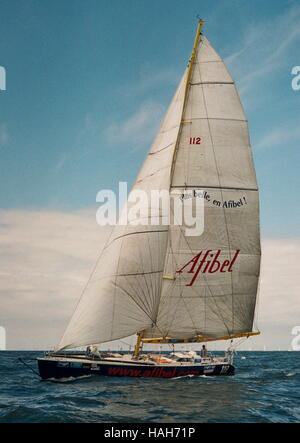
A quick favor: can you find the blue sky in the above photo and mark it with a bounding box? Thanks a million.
[0,0,299,238]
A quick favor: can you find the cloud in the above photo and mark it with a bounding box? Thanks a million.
[104,64,182,152]
[0,210,299,350]
[0,209,111,349]
[225,3,300,98]
[121,66,181,98]
[249,238,300,351]
[259,238,300,325]
[255,123,300,150]
[105,101,165,151]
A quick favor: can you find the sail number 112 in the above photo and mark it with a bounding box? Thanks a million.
[189,137,202,145]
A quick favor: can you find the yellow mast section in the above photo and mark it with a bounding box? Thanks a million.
[170,19,205,180]
[134,21,205,355]
[186,19,206,96]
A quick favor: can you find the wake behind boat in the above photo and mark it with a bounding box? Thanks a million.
[37,19,261,380]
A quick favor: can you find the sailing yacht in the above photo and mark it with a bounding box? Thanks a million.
[37,20,261,380]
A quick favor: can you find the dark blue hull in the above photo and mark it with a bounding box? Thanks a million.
[37,358,235,380]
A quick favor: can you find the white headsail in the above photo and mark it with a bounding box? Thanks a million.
[58,23,260,350]
[58,70,188,350]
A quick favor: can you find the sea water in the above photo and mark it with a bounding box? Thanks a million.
[0,351,299,423]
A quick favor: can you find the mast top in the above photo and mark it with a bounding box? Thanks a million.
[196,17,206,31]
[189,18,205,67]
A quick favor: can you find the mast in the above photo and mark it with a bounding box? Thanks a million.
[133,21,206,356]
[133,332,143,357]
[170,19,205,181]
[186,19,206,97]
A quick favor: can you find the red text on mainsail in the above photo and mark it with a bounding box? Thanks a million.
[176,250,240,286]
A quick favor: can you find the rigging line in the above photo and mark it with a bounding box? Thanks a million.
[112,268,158,322]
[146,260,177,353]
[169,21,204,185]
[131,238,157,316]
[231,336,248,350]
[164,223,186,336]
[191,81,234,85]
[162,215,204,337]
[169,232,228,338]
[175,226,201,336]
[166,233,200,337]
[169,291,252,298]
[112,270,164,277]
[253,274,262,333]
[111,224,132,341]
[114,229,168,337]
[144,229,173,336]
[90,269,166,283]
[136,165,170,184]
[145,231,160,314]
[145,230,161,321]
[124,273,153,319]
[119,339,134,347]
[169,203,232,337]
[164,35,231,338]
[145,228,189,347]
[145,230,157,313]
[182,35,203,206]
[183,117,248,122]
[57,225,114,349]
[161,236,184,336]
[143,70,189,336]
[104,229,168,250]
[204,286,207,337]
[196,60,225,64]
[185,91,192,192]
[150,239,172,335]
[196,51,236,334]
[158,123,181,135]
[171,185,258,191]
[116,225,163,330]
[113,281,167,340]
[182,52,196,191]
[113,280,154,329]
[18,358,40,378]
[148,142,176,155]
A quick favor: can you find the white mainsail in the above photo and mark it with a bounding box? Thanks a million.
[58,22,260,350]
[143,35,261,341]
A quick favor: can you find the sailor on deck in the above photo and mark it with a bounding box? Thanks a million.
[200,345,208,358]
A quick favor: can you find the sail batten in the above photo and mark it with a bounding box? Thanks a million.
[171,185,258,191]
